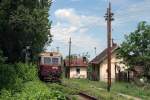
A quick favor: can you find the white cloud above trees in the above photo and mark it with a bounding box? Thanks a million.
[48,0,150,59]
[50,8,104,58]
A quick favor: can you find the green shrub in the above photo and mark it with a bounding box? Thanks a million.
[0,64,18,90]
[0,81,67,100]
[0,63,67,100]
[0,89,12,100]
[0,63,38,90]
[14,63,38,82]
[0,49,5,63]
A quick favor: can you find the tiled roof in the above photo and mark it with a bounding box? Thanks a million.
[65,58,88,67]
[90,44,118,64]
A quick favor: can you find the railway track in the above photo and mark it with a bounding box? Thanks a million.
[47,82,98,100]
[60,83,98,100]
[67,92,97,100]
[77,92,97,100]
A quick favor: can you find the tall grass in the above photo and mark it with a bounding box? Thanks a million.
[64,79,150,100]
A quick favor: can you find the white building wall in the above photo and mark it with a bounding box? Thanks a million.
[99,53,125,82]
[70,67,87,79]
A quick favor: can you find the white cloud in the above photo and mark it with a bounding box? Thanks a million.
[114,0,150,26]
[54,8,105,27]
[50,8,105,58]
[55,9,81,26]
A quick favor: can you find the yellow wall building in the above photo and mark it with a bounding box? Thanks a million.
[90,44,126,82]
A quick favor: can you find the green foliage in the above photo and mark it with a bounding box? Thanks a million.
[111,82,150,99]
[87,64,93,80]
[17,81,66,100]
[14,63,38,82]
[63,79,127,100]
[0,64,18,90]
[0,63,67,100]
[0,81,66,100]
[64,79,150,100]
[117,21,150,77]
[0,63,37,90]
[0,0,52,62]
[47,83,79,95]
[0,89,12,100]
[0,49,5,63]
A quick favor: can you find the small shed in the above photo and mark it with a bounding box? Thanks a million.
[64,57,88,79]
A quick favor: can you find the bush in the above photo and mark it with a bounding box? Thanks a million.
[0,63,38,90]
[0,64,18,90]
[0,89,12,100]
[14,81,66,100]
[14,63,38,82]
[0,81,67,100]
[0,63,67,100]
[0,49,5,63]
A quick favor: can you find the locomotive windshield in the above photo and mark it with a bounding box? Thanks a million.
[41,57,60,65]
[52,58,59,64]
[43,57,51,65]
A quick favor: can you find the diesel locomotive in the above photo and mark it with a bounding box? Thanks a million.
[38,52,62,82]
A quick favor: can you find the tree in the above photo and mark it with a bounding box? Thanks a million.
[117,21,150,79]
[0,49,5,63]
[0,0,52,62]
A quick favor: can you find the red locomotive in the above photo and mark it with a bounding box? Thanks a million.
[38,52,62,82]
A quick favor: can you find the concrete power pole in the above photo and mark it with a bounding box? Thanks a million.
[68,37,72,78]
[104,2,114,92]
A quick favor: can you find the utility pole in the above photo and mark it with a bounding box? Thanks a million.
[56,47,59,52]
[104,2,114,92]
[68,37,72,78]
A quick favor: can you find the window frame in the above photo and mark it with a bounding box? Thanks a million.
[43,57,51,65]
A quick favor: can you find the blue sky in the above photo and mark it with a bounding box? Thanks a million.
[47,0,150,60]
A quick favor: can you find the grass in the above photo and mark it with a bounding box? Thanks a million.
[111,82,150,99]
[62,79,150,100]
[61,79,127,100]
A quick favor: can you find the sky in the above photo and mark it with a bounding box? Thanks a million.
[47,0,150,60]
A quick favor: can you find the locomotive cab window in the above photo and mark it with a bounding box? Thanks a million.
[44,57,51,65]
[52,58,59,64]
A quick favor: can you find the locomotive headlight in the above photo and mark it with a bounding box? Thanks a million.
[52,66,58,69]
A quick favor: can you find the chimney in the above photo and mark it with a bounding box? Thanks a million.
[83,56,87,62]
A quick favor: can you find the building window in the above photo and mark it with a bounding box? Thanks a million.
[76,68,80,74]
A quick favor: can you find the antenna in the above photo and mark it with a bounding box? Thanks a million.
[94,47,97,55]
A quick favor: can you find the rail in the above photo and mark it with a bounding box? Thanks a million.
[78,92,97,100]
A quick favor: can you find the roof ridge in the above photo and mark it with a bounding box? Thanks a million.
[90,44,118,64]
